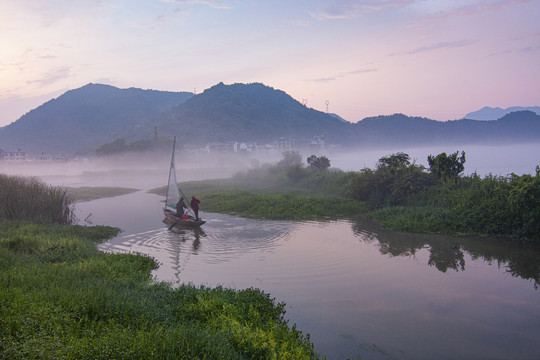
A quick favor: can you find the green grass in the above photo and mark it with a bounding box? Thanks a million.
[151,177,368,220]
[200,192,368,220]
[0,221,320,359]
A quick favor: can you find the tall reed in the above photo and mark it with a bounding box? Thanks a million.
[0,174,75,224]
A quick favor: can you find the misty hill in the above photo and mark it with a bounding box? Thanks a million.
[0,84,193,154]
[465,106,540,120]
[135,82,351,145]
[352,111,540,147]
[1,82,539,156]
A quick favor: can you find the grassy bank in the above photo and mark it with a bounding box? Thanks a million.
[155,151,539,241]
[151,172,367,220]
[349,156,540,241]
[0,221,319,359]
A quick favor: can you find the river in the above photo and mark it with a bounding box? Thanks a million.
[3,144,540,359]
[73,188,540,360]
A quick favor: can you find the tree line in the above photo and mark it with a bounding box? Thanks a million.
[274,150,539,241]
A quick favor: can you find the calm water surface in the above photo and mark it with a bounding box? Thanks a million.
[78,191,540,360]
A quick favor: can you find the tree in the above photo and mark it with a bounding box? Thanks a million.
[277,151,302,168]
[307,155,331,171]
[377,152,411,170]
[427,151,466,179]
[95,138,128,155]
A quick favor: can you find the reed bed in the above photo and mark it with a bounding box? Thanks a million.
[0,174,75,224]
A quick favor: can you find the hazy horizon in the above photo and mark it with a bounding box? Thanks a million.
[2,143,538,192]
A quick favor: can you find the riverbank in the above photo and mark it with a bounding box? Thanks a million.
[0,220,319,359]
[152,152,539,241]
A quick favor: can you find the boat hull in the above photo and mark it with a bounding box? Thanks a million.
[163,209,206,228]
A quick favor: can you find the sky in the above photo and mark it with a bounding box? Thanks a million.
[1,0,539,127]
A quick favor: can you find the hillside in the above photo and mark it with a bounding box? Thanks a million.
[0,82,539,156]
[136,82,352,145]
[0,84,193,154]
[352,111,540,147]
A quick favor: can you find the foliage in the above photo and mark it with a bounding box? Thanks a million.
[347,151,539,240]
[95,136,173,155]
[372,170,540,240]
[427,151,466,179]
[0,174,76,224]
[307,155,331,171]
[277,151,303,168]
[0,222,320,359]
[348,153,434,207]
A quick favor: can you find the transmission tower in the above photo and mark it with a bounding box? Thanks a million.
[325,100,329,113]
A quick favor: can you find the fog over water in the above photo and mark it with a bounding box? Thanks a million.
[2,143,538,191]
[330,143,540,176]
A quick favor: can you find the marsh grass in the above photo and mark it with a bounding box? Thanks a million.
[200,192,367,219]
[0,222,320,359]
[150,168,365,220]
[0,174,75,224]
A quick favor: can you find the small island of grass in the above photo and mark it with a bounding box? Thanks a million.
[153,151,539,242]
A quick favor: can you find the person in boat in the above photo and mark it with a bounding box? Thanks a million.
[176,197,187,217]
[191,196,200,220]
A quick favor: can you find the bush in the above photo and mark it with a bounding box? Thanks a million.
[348,153,434,208]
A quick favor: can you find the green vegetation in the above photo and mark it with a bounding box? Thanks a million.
[0,221,318,359]
[0,174,75,224]
[67,186,139,202]
[348,152,539,240]
[157,151,539,241]
[1,173,319,359]
[151,151,366,220]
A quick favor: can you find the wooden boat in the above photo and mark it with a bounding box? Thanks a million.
[163,209,206,228]
[163,137,205,228]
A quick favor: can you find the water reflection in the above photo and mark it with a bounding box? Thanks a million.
[89,191,540,359]
[351,217,540,289]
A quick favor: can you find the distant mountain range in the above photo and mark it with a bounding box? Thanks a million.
[465,106,540,120]
[0,83,539,155]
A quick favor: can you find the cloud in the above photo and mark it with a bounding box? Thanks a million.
[160,0,234,10]
[311,0,416,20]
[310,77,337,83]
[27,67,72,87]
[388,40,475,56]
[406,40,475,54]
[308,67,378,83]
[415,0,531,21]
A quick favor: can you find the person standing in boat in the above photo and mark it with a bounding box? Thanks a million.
[176,197,187,217]
[191,196,200,220]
